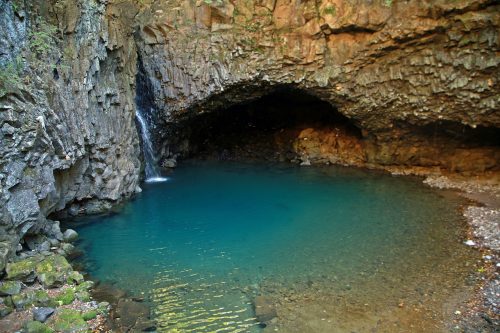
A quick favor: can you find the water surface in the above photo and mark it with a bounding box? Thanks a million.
[71,161,478,332]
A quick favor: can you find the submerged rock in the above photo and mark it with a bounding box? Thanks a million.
[115,299,151,330]
[254,296,277,323]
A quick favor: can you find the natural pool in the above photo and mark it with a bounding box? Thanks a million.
[70,161,480,332]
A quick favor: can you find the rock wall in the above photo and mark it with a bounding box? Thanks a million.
[0,0,141,270]
[136,0,499,168]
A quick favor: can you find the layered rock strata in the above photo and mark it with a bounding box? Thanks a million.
[0,1,141,270]
[135,0,499,171]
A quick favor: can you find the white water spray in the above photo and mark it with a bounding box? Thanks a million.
[136,110,168,183]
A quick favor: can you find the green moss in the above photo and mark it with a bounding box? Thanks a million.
[82,310,97,321]
[29,20,58,58]
[0,281,21,296]
[323,5,336,16]
[54,288,75,305]
[5,256,42,281]
[36,255,72,288]
[35,289,59,307]
[0,59,23,97]
[75,280,94,292]
[25,321,54,333]
[75,291,91,302]
[67,271,84,285]
[0,304,13,318]
[384,0,393,7]
[11,291,35,310]
[51,309,88,333]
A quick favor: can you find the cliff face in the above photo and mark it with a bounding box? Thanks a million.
[136,0,499,169]
[0,0,499,269]
[0,0,141,269]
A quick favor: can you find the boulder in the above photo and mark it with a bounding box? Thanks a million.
[11,290,35,310]
[6,255,43,282]
[33,307,55,323]
[35,255,73,288]
[62,229,78,243]
[0,281,21,296]
[0,242,11,272]
[0,303,13,318]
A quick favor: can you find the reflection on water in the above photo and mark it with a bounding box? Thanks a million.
[71,161,479,332]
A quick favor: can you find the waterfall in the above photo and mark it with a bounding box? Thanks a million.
[136,109,168,183]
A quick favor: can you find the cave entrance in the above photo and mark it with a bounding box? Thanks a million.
[171,87,363,164]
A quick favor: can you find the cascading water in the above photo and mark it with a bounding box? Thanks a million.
[136,109,168,183]
[135,58,168,183]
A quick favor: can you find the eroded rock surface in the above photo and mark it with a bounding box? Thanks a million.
[135,0,499,171]
[0,1,141,267]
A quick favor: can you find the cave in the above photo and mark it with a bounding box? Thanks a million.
[164,86,364,165]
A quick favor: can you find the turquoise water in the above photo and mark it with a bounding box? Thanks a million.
[71,161,477,332]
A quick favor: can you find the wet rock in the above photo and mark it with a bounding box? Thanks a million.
[161,158,177,168]
[60,243,75,255]
[254,296,277,323]
[115,299,150,330]
[62,229,78,243]
[33,307,55,323]
[92,283,126,305]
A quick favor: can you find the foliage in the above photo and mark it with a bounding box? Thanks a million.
[384,0,393,7]
[29,20,58,60]
[0,57,24,97]
[203,0,224,5]
[323,5,336,16]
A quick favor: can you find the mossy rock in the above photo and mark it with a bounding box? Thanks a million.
[50,309,88,333]
[75,281,94,292]
[54,288,75,305]
[11,290,35,310]
[0,280,22,296]
[97,301,109,315]
[24,321,54,333]
[35,255,72,288]
[66,271,84,285]
[34,289,57,307]
[0,303,13,318]
[75,290,90,302]
[81,310,97,321]
[5,255,43,281]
